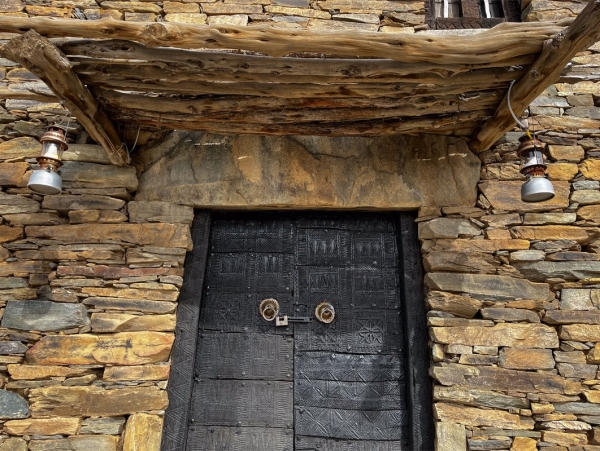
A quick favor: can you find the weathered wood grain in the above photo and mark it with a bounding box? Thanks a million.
[470,0,600,152]
[59,39,535,84]
[0,30,128,166]
[0,17,568,63]
[0,88,57,102]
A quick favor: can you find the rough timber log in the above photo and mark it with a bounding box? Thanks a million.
[0,17,569,64]
[0,30,128,165]
[72,59,527,88]
[95,88,500,124]
[59,39,536,84]
[470,0,600,152]
[0,88,57,103]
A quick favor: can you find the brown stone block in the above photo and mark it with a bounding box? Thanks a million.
[499,348,555,370]
[4,417,81,436]
[25,223,192,250]
[561,325,600,342]
[581,160,600,181]
[42,195,125,212]
[60,162,138,192]
[163,1,199,12]
[24,5,72,15]
[29,386,168,417]
[532,114,600,131]
[423,251,497,274]
[0,288,37,301]
[91,313,176,332]
[4,213,65,226]
[511,437,537,451]
[544,310,600,325]
[0,194,40,215]
[0,261,52,276]
[28,436,118,451]
[430,323,558,348]
[69,210,128,224]
[548,145,585,162]
[578,205,600,224]
[0,226,23,244]
[425,273,550,302]
[423,239,530,253]
[546,163,579,181]
[202,3,262,13]
[7,364,91,380]
[123,414,163,451]
[426,291,482,318]
[430,364,583,395]
[100,1,161,12]
[128,201,194,225]
[479,180,570,212]
[541,431,587,446]
[103,364,170,381]
[512,225,591,244]
[163,12,207,22]
[62,144,112,165]
[57,265,170,279]
[82,287,179,301]
[82,297,177,314]
[25,332,174,365]
[434,402,534,429]
[0,162,29,187]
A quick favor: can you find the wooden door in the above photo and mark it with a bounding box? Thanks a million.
[161,212,433,451]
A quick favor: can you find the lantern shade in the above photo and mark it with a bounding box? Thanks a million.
[27,167,62,195]
[521,176,555,202]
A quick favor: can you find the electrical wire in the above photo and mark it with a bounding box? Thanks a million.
[507,80,533,139]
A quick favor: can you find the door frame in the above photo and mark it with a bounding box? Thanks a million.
[160,211,434,451]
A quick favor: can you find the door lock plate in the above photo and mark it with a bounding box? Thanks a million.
[275,315,312,327]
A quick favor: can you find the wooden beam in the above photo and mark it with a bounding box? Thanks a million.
[469,0,600,153]
[72,58,527,88]
[58,38,537,83]
[0,16,568,64]
[0,88,57,103]
[0,30,128,165]
[96,87,501,124]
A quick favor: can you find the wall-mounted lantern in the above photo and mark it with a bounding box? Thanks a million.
[517,136,555,202]
[27,126,68,195]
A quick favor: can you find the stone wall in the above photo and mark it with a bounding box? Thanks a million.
[0,126,193,449]
[422,79,600,450]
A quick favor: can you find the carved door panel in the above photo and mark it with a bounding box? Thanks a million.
[185,213,416,451]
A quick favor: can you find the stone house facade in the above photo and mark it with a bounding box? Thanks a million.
[0,0,599,449]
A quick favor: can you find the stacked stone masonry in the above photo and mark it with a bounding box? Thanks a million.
[0,0,599,449]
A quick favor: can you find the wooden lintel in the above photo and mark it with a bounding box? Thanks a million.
[0,30,128,165]
[0,16,568,64]
[469,0,600,153]
[0,88,57,103]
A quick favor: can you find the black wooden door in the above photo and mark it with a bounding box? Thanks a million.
[161,212,433,451]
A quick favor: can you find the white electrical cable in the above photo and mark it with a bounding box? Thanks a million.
[507,80,529,130]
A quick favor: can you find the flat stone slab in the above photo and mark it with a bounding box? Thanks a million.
[425,273,550,301]
[516,261,600,281]
[29,386,168,417]
[135,132,480,208]
[26,332,174,365]
[430,323,558,348]
[479,180,570,213]
[1,301,90,332]
[25,223,192,250]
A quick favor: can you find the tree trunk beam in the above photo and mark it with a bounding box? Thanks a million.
[95,87,501,125]
[94,87,488,136]
[0,88,57,102]
[0,30,128,165]
[470,0,600,153]
[0,16,569,64]
[58,38,537,83]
